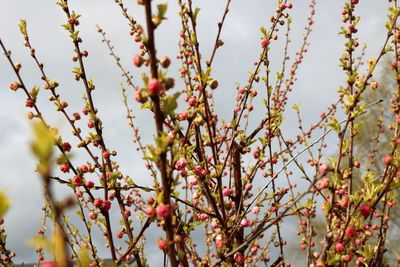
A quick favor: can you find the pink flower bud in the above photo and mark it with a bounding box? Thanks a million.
[359,204,371,218]
[222,188,232,196]
[158,239,167,250]
[194,165,206,176]
[175,158,188,171]
[252,206,260,214]
[147,79,164,96]
[261,38,269,48]
[156,203,170,218]
[240,218,251,227]
[245,183,253,191]
[145,206,155,217]
[318,163,329,175]
[317,177,329,190]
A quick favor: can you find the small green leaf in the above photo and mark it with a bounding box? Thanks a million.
[141,101,152,110]
[260,26,267,37]
[328,117,341,134]
[193,7,201,22]
[157,191,164,204]
[162,92,180,116]
[78,246,90,267]
[157,3,168,19]
[19,19,27,36]
[30,85,40,99]
[292,103,301,112]
[31,122,56,175]
[0,191,10,218]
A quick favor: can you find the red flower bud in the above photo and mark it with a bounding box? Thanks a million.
[147,79,164,96]
[359,204,371,218]
[156,203,170,218]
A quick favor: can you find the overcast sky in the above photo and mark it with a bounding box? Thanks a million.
[0,0,391,264]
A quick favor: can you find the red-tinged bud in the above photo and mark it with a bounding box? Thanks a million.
[116,231,123,239]
[252,206,260,214]
[348,24,356,33]
[124,210,131,217]
[344,254,353,263]
[133,55,144,67]
[86,180,94,188]
[9,82,20,91]
[147,79,164,96]
[73,112,81,120]
[194,165,206,176]
[158,239,167,250]
[103,151,111,159]
[101,200,111,212]
[234,253,244,264]
[80,165,89,173]
[89,211,97,220]
[359,204,371,218]
[317,177,330,190]
[384,155,393,165]
[318,163,329,175]
[335,242,345,253]
[25,98,35,108]
[160,56,171,68]
[209,79,219,89]
[222,187,232,196]
[147,197,155,205]
[345,226,357,239]
[145,206,155,217]
[245,183,253,190]
[156,203,170,218]
[178,112,188,121]
[68,17,76,25]
[261,38,269,48]
[188,96,197,106]
[198,213,209,222]
[370,82,379,91]
[341,196,350,208]
[60,163,70,173]
[354,161,361,168]
[175,158,188,171]
[62,142,72,152]
[60,101,68,109]
[72,176,83,187]
[240,218,251,227]
[93,198,102,208]
[164,77,175,90]
[27,112,34,120]
[134,88,149,103]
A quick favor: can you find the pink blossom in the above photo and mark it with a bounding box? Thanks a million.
[252,206,260,214]
[156,203,170,218]
[175,158,188,171]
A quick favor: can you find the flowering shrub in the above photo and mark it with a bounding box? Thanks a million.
[1,0,400,266]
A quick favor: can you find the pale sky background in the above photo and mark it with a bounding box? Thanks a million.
[0,0,391,265]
